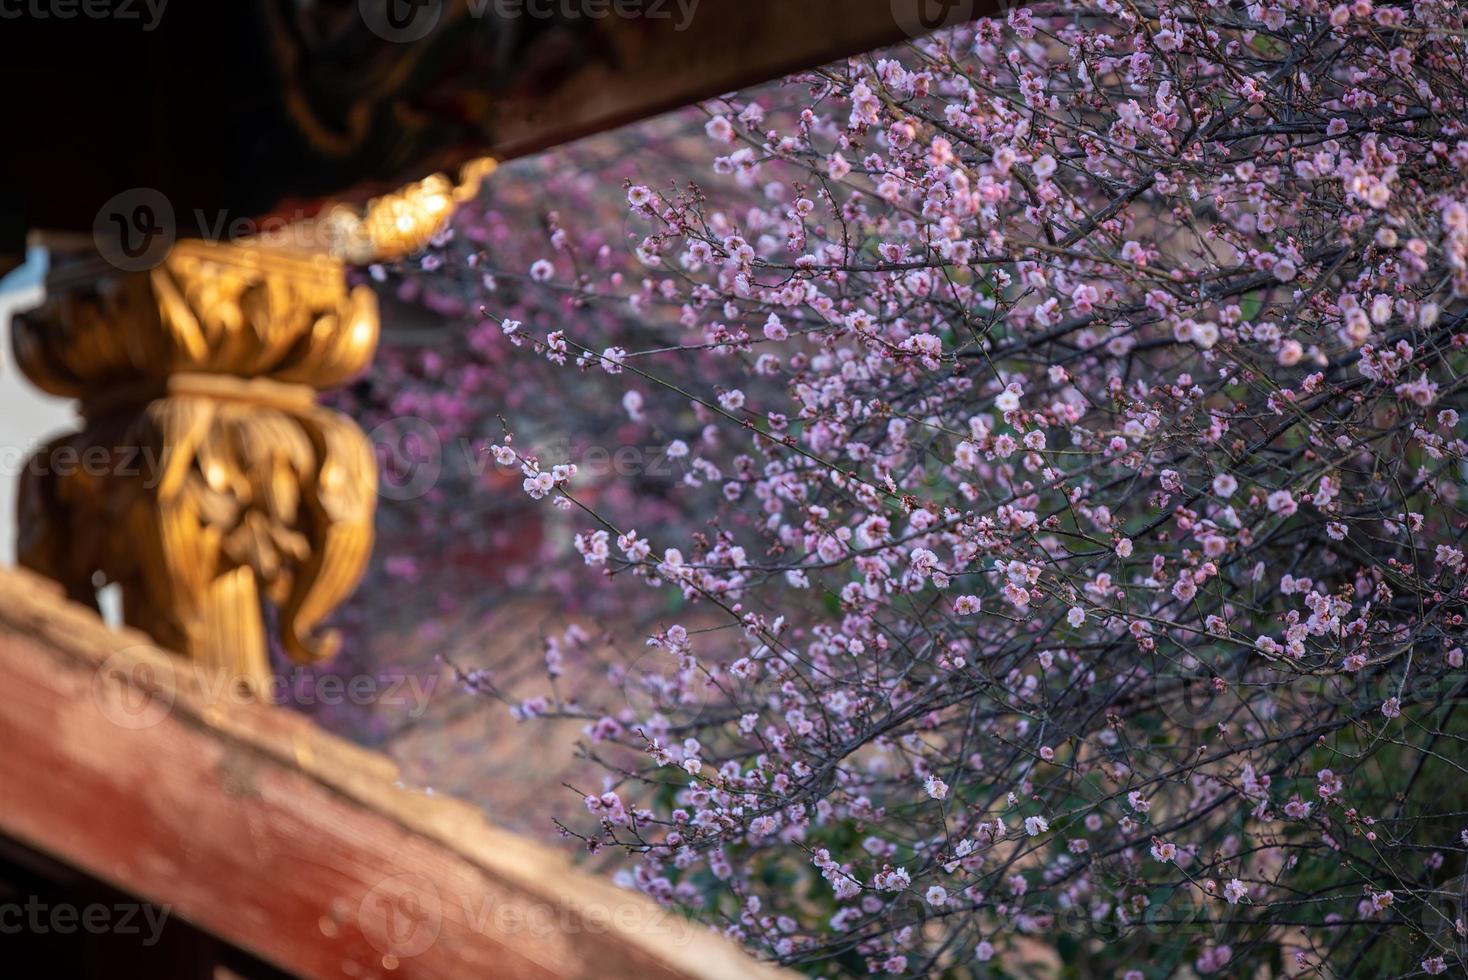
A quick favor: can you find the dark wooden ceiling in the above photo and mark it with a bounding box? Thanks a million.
[0,0,977,253]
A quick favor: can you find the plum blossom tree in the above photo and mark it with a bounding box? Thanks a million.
[354,2,1468,976]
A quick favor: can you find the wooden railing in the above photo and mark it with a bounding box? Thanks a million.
[0,567,788,979]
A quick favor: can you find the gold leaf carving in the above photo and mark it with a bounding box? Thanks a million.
[13,239,379,693]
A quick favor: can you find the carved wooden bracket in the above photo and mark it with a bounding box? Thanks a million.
[13,239,380,692]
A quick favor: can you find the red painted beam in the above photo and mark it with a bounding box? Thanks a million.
[0,570,787,980]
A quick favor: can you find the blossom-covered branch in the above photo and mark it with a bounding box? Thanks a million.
[357,3,1468,976]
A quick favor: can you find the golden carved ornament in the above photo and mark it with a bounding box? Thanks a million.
[316,157,499,264]
[14,239,380,691]
[15,157,496,692]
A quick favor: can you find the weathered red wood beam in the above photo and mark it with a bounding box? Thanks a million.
[0,569,788,980]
